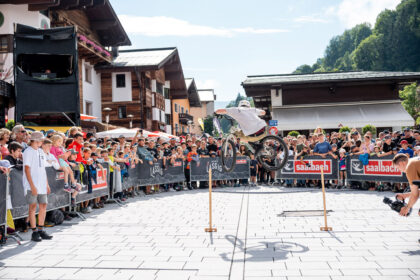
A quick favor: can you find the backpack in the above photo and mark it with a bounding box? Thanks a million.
[47,210,64,225]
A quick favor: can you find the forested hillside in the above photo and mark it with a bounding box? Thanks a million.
[294,0,420,74]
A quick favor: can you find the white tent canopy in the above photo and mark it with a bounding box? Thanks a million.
[272,102,414,130]
[95,128,158,138]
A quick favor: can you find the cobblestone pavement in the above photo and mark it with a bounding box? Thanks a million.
[1,185,420,280]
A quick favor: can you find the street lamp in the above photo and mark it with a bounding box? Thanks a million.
[127,114,134,129]
[103,107,112,131]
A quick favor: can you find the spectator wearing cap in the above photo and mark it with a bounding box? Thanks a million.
[23,131,53,242]
[147,140,157,159]
[169,138,177,151]
[400,128,416,148]
[398,140,414,158]
[45,129,55,138]
[380,135,397,157]
[313,134,332,158]
[136,137,155,165]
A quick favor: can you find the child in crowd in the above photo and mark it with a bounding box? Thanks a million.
[50,135,78,193]
[249,154,258,187]
[4,142,23,169]
[339,148,347,189]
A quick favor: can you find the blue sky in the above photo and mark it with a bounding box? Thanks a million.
[110,0,400,101]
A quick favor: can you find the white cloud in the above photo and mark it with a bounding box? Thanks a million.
[327,0,400,28]
[118,15,289,37]
[195,79,219,90]
[294,16,328,23]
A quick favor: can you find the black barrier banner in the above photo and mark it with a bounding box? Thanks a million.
[276,156,339,180]
[122,159,185,187]
[10,168,70,219]
[0,174,6,226]
[190,157,250,181]
[346,155,407,182]
[76,166,109,203]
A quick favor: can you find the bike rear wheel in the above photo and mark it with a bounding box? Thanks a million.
[255,136,288,171]
[221,139,237,173]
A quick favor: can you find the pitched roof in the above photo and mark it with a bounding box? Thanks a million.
[197,89,216,102]
[242,71,420,86]
[185,78,194,90]
[185,78,201,107]
[111,48,177,68]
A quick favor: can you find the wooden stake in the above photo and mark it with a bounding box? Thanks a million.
[320,166,332,231]
[205,167,217,232]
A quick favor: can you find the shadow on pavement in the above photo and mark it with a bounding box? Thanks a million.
[220,234,309,262]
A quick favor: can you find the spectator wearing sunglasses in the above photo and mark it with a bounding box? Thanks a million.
[11,125,28,151]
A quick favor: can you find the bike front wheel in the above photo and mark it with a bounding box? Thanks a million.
[221,138,237,173]
[255,136,288,171]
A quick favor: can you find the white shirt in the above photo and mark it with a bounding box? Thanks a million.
[23,146,48,195]
[40,150,60,170]
[225,107,266,136]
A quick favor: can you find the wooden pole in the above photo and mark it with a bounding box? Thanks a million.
[320,166,332,231]
[205,167,217,232]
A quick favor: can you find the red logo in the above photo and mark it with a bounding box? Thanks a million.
[173,162,182,167]
[56,172,65,180]
[294,160,332,174]
[269,127,278,135]
[93,169,107,190]
[364,160,402,176]
[236,159,247,164]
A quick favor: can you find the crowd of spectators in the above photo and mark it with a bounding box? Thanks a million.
[1,123,418,242]
[282,127,420,191]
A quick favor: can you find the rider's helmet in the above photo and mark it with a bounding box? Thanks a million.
[238,100,251,108]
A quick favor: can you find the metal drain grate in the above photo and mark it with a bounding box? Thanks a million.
[278,210,333,217]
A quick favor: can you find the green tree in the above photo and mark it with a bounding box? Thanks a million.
[339,126,351,133]
[203,116,214,135]
[362,124,377,136]
[293,0,420,73]
[399,82,420,121]
[293,64,313,74]
[288,131,299,137]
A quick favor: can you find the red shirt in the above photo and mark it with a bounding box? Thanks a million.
[68,141,83,162]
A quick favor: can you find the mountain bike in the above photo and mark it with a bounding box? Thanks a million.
[213,114,289,173]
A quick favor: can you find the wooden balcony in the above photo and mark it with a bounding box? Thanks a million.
[178,113,193,125]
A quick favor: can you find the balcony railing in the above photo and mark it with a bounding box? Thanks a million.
[178,113,193,125]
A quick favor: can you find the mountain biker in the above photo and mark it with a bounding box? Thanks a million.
[215,100,267,137]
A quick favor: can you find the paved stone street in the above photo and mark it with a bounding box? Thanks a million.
[1,185,420,280]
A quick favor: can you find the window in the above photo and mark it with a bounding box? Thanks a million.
[145,77,151,89]
[84,64,92,83]
[186,109,188,114]
[182,126,185,133]
[146,108,152,119]
[181,107,184,114]
[118,106,127,119]
[175,123,178,132]
[156,83,163,94]
[164,88,170,99]
[85,101,92,115]
[152,94,155,107]
[165,114,171,125]
[116,74,126,88]
[175,104,178,112]
[0,35,10,53]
